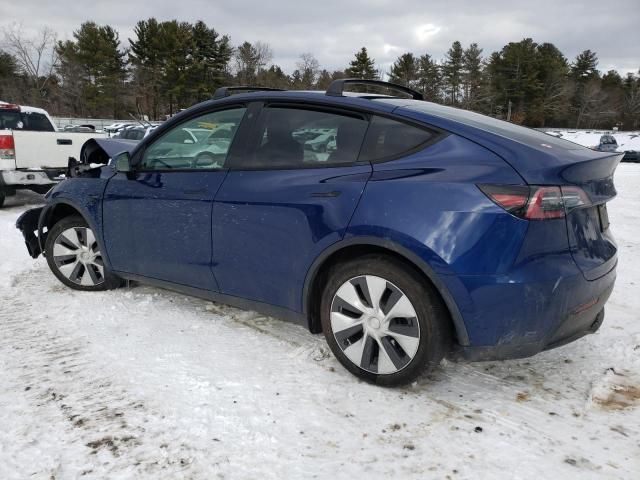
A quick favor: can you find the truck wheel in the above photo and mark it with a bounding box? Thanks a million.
[44,215,123,291]
[0,190,5,208]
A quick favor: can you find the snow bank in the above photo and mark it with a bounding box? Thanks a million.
[545,129,640,152]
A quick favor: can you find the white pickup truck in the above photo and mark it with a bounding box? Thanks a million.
[0,102,104,207]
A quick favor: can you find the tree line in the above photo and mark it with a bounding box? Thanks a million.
[1,20,639,129]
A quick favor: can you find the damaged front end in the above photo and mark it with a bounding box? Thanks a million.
[68,137,137,179]
[16,206,44,258]
[16,137,137,260]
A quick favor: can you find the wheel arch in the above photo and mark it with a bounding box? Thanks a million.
[303,236,470,346]
[38,199,112,269]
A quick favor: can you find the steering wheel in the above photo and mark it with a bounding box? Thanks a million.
[192,152,219,169]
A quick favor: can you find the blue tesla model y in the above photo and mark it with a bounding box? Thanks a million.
[17,80,620,385]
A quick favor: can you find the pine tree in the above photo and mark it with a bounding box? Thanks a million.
[0,51,20,101]
[129,18,165,119]
[442,41,464,105]
[388,53,419,87]
[257,65,290,89]
[570,49,601,127]
[533,43,569,126]
[345,47,377,79]
[570,50,599,81]
[188,21,232,102]
[462,43,483,110]
[485,38,541,122]
[56,22,128,118]
[416,54,441,102]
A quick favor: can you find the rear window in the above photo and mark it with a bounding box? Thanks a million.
[385,100,588,152]
[0,111,55,132]
[359,116,434,162]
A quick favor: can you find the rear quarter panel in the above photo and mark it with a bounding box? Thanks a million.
[347,134,527,276]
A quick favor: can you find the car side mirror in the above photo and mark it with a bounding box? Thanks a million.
[114,151,132,173]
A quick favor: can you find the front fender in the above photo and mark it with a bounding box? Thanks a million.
[38,178,113,270]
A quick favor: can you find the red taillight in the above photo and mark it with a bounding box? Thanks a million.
[524,186,564,219]
[0,134,16,160]
[479,184,591,220]
[0,135,15,149]
[478,184,530,216]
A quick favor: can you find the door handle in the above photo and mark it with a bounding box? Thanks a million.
[183,188,207,195]
[57,139,73,145]
[309,191,341,198]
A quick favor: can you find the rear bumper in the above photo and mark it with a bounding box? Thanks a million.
[449,256,616,362]
[1,169,56,186]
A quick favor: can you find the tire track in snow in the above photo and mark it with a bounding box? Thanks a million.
[0,269,223,479]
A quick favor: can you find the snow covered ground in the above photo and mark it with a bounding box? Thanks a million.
[545,129,640,152]
[1,166,639,480]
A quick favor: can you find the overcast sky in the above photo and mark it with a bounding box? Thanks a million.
[1,0,638,75]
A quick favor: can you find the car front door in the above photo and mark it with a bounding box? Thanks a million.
[102,106,247,291]
[212,103,372,312]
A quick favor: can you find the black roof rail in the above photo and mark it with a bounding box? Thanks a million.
[212,86,285,100]
[326,78,424,101]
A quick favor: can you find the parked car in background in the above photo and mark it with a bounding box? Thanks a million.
[306,131,337,153]
[595,134,618,152]
[62,125,96,133]
[113,125,157,141]
[16,80,621,386]
[0,102,104,207]
[104,123,134,136]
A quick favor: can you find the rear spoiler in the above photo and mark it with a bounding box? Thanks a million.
[560,152,622,205]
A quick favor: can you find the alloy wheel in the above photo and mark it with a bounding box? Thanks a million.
[330,275,421,374]
[52,227,105,286]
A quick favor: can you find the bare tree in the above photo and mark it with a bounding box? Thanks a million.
[624,79,640,129]
[296,53,320,88]
[574,79,609,128]
[2,24,59,100]
[254,41,273,71]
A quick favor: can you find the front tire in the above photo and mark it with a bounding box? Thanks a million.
[320,255,451,386]
[44,215,122,291]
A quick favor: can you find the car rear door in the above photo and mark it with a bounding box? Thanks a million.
[212,102,372,312]
[102,106,247,291]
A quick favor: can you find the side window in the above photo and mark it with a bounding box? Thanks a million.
[360,116,435,162]
[141,107,246,170]
[244,106,368,169]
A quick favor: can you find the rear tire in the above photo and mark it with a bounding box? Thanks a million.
[320,254,451,386]
[44,215,123,291]
[0,190,5,208]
